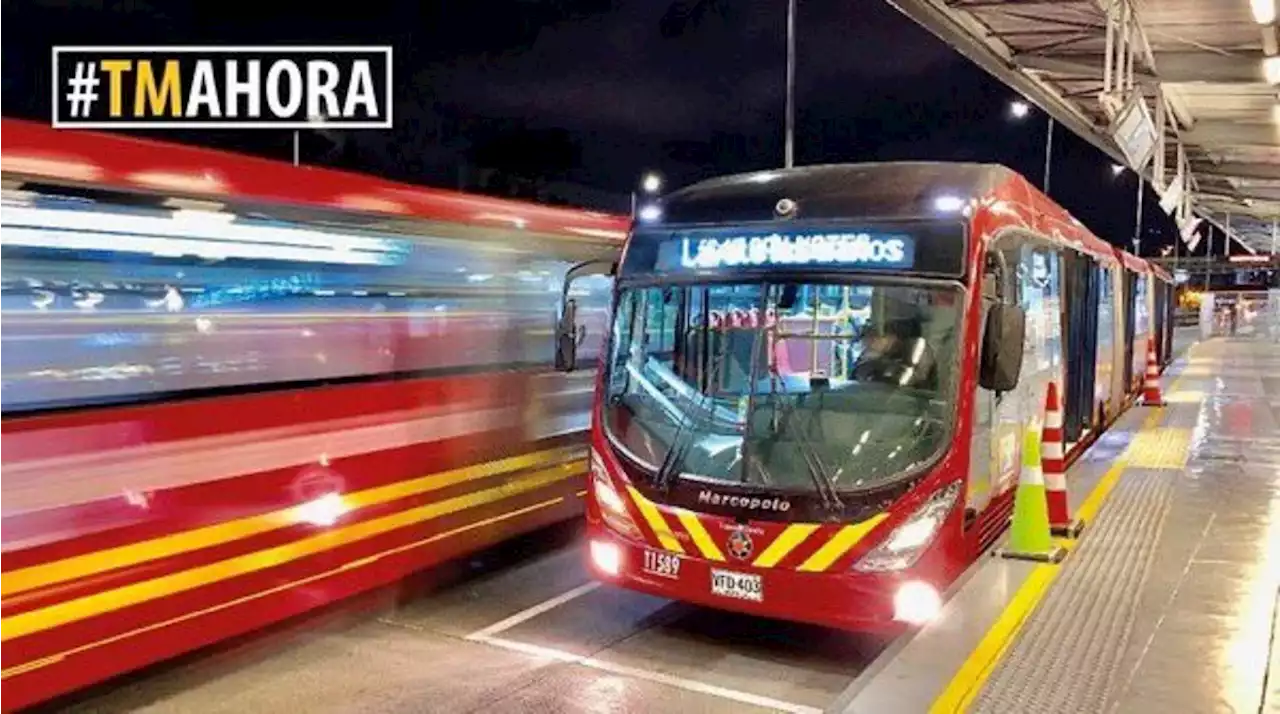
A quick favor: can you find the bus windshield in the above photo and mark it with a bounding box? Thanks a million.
[603,280,961,495]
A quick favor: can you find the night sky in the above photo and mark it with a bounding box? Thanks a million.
[3,0,1186,255]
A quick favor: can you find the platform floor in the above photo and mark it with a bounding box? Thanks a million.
[39,520,881,714]
[36,336,1278,714]
[839,336,1280,713]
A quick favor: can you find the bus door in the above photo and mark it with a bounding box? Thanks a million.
[1061,249,1100,440]
[1121,271,1137,390]
[1153,278,1168,365]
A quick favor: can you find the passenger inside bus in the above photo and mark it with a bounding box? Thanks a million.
[848,303,938,391]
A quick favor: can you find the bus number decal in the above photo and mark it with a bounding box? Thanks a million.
[642,548,681,579]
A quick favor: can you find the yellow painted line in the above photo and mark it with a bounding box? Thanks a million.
[928,565,1059,713]
[1,461,584,642]
[674,510,725,561]
[796,515,888,572]
[3,445,582,598]
[626,486,685,554]
[930,368,1190,713]
[753,524,819,568]
[1,496,567,679]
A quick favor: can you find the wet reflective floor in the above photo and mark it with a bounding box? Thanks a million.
[1102,339,1280,714]
[963,337,1280,714]
[35,336,1277,714]
[42,521,886,714]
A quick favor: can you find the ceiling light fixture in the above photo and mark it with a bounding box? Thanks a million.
[1263,55,1280,84]
[1251,0,1276,25]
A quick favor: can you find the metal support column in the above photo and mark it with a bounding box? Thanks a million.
[784,0,796,169]
[1133,174,1144,254]
[1043,116,1055,195]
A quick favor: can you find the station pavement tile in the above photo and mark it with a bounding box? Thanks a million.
[474,662,785,714]
[376,524,593,638]
[587,605,883,710]
[53,620,556,714]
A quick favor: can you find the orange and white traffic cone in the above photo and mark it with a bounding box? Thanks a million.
[1141,337,1165,407]
[1042,381,1084,538]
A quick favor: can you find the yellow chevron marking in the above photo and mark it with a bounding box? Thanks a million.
[752,523,820,568]
[626,486,685,554]
[796,515,889,572]
[674,510,724,561]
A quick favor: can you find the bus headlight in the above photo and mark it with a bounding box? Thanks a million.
[590,539,622,576]
[853,482,961,573]
[591,449,642,540]
[894,580,942,624]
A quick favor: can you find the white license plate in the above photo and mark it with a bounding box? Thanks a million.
[710,568,763,602]
[642,548,681,579]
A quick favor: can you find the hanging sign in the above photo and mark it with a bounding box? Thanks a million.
[1110,94,1158,170]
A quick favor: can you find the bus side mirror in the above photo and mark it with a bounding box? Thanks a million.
[555,298,579,372]
[979,303,1025,392]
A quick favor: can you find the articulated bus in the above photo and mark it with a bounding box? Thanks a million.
[554,163,1175,631]
[0,119,623,710]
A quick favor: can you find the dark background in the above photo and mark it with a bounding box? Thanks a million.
[2,0,1191,254]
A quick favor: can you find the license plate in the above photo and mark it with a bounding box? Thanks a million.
[642,548,681,579]
[710,568,763,602]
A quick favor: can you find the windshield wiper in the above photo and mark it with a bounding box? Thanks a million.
[654,350,727,491]
[766,371,844,511]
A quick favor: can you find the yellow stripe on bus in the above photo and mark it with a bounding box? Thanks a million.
[796,515,888,572]
[1,460,585,643]
[1,497,569,680]
[752,523,819,568]
[3,445,582,599]
[674,510,724,561]
[625,486,685,554]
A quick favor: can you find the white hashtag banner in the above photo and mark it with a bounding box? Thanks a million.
[65,61,101,118]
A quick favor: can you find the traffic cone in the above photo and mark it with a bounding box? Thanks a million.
[1042,382,1084,538]
[1000,424,1066,563]
[1141,337,1165,406]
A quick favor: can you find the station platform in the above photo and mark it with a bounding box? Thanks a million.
[837,336,1280,713]
[35,337,1279,714]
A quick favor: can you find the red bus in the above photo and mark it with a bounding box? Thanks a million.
[0,119,625,710]
[554,163,1175,632]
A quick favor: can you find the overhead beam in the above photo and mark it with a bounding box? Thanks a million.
[1197,196,1280,217]
[882,0,1129,168]
[1016,50,1267,84]
[1017,54,1149,81]
[1146,51,1265,84]
[881,1,1277,251]
[1183,122,1280,148]
[1224,178,1280,191]
[1190,160,1280,182]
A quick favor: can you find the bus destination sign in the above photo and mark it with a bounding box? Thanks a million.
[623,221,967,279]
[675,231,914,271]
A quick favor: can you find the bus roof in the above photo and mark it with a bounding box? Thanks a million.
[652,162,1121,265]
[0,118,629,243]
[656,162,1013,225]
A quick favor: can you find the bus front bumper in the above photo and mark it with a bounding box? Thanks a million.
[585,526,944,634]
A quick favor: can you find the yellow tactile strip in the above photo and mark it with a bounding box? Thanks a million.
[1122,428,1192,470]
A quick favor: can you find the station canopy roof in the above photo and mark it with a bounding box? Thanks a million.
[884,0,1280,254]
